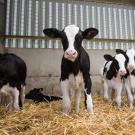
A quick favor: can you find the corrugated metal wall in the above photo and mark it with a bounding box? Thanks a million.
[0,0,6,45]
[5,0,135,49]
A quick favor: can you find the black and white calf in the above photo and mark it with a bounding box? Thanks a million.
[25,88,62,102]
[101,51,128,107]
[116,49,135,108]
[0,53,27,111]
[43,25,98,114]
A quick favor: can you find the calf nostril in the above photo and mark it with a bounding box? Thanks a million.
[73,52,76,55]
[120,70,126,74]
[65,52,69,56]
[129,65,134,68]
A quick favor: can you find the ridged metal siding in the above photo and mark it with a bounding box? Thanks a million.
[0,1,6,45]
[5,0,135,49]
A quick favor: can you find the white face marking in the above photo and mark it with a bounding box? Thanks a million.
[64,25,79,61]
[115,54,126,75]
[126,48,135,71]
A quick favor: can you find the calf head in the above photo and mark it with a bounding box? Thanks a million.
[25,88,44,101]
[116,48,135,71]
[104,53,127,78]
[43,25,98,62]
[126,49,135,71]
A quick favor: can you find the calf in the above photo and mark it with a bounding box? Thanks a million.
[116,49,135,108]
[0,53,27,111]
[101,52,128,107]
[43,24,98,114]
[25,88,62,102]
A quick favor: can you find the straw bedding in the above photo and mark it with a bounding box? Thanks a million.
[0,96,135,135]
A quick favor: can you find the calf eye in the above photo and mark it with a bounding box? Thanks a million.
[76,36,82,43]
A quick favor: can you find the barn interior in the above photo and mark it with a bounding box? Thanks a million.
[0,0,135,134]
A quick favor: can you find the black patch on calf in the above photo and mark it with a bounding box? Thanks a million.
[60,57,80,81]
[82,28,98,39]
[104,59,119,80]
[131,69,135,76]
[25,88,62,102]
[43,28,62,38]
[104,54,113,62]
[0,53,26,90]
[0,53,27,109]
[107,60,119,80]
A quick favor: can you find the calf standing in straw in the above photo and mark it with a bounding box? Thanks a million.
[101,51,128,107]
[43,24,98,114]
[116,49,135,108]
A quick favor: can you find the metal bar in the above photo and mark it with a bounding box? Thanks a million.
[0,35,135,43]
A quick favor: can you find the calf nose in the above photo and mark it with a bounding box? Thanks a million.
[129,64,135,69]
[65,50,77,58]
[119,70,127,76]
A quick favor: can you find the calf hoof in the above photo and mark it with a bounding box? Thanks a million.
[129,104,134,109]
[7,106,20,111]
[63,107,70,115]
[103,96,109,101]
[75,109,79,114]
[87,107,94,115]
[13,104,20,111]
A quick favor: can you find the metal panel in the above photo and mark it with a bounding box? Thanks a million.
[5,0,135,49]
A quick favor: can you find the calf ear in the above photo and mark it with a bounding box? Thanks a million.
[116,49,125,54]
[43,28,62,38]
[116,49,128,58]
[104,54,113,61]
[82,28,98,39]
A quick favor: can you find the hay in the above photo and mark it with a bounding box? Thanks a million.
[0,97,135,135]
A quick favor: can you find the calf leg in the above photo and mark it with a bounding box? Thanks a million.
[103,80,109,101]
[19,85,25,109]
[83,75,93,114]
[132,89,135,101]
[75,89,81,113]
[61,80,70,114]
[8,95,14,111]
[125,81,133,109]
[12,87,20,111]
[0,84,18,111]
[115,84,122,108]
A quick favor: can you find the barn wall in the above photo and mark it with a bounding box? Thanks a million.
[7,48,115,96]
[0,0,6,46]
[5,0,135,49]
